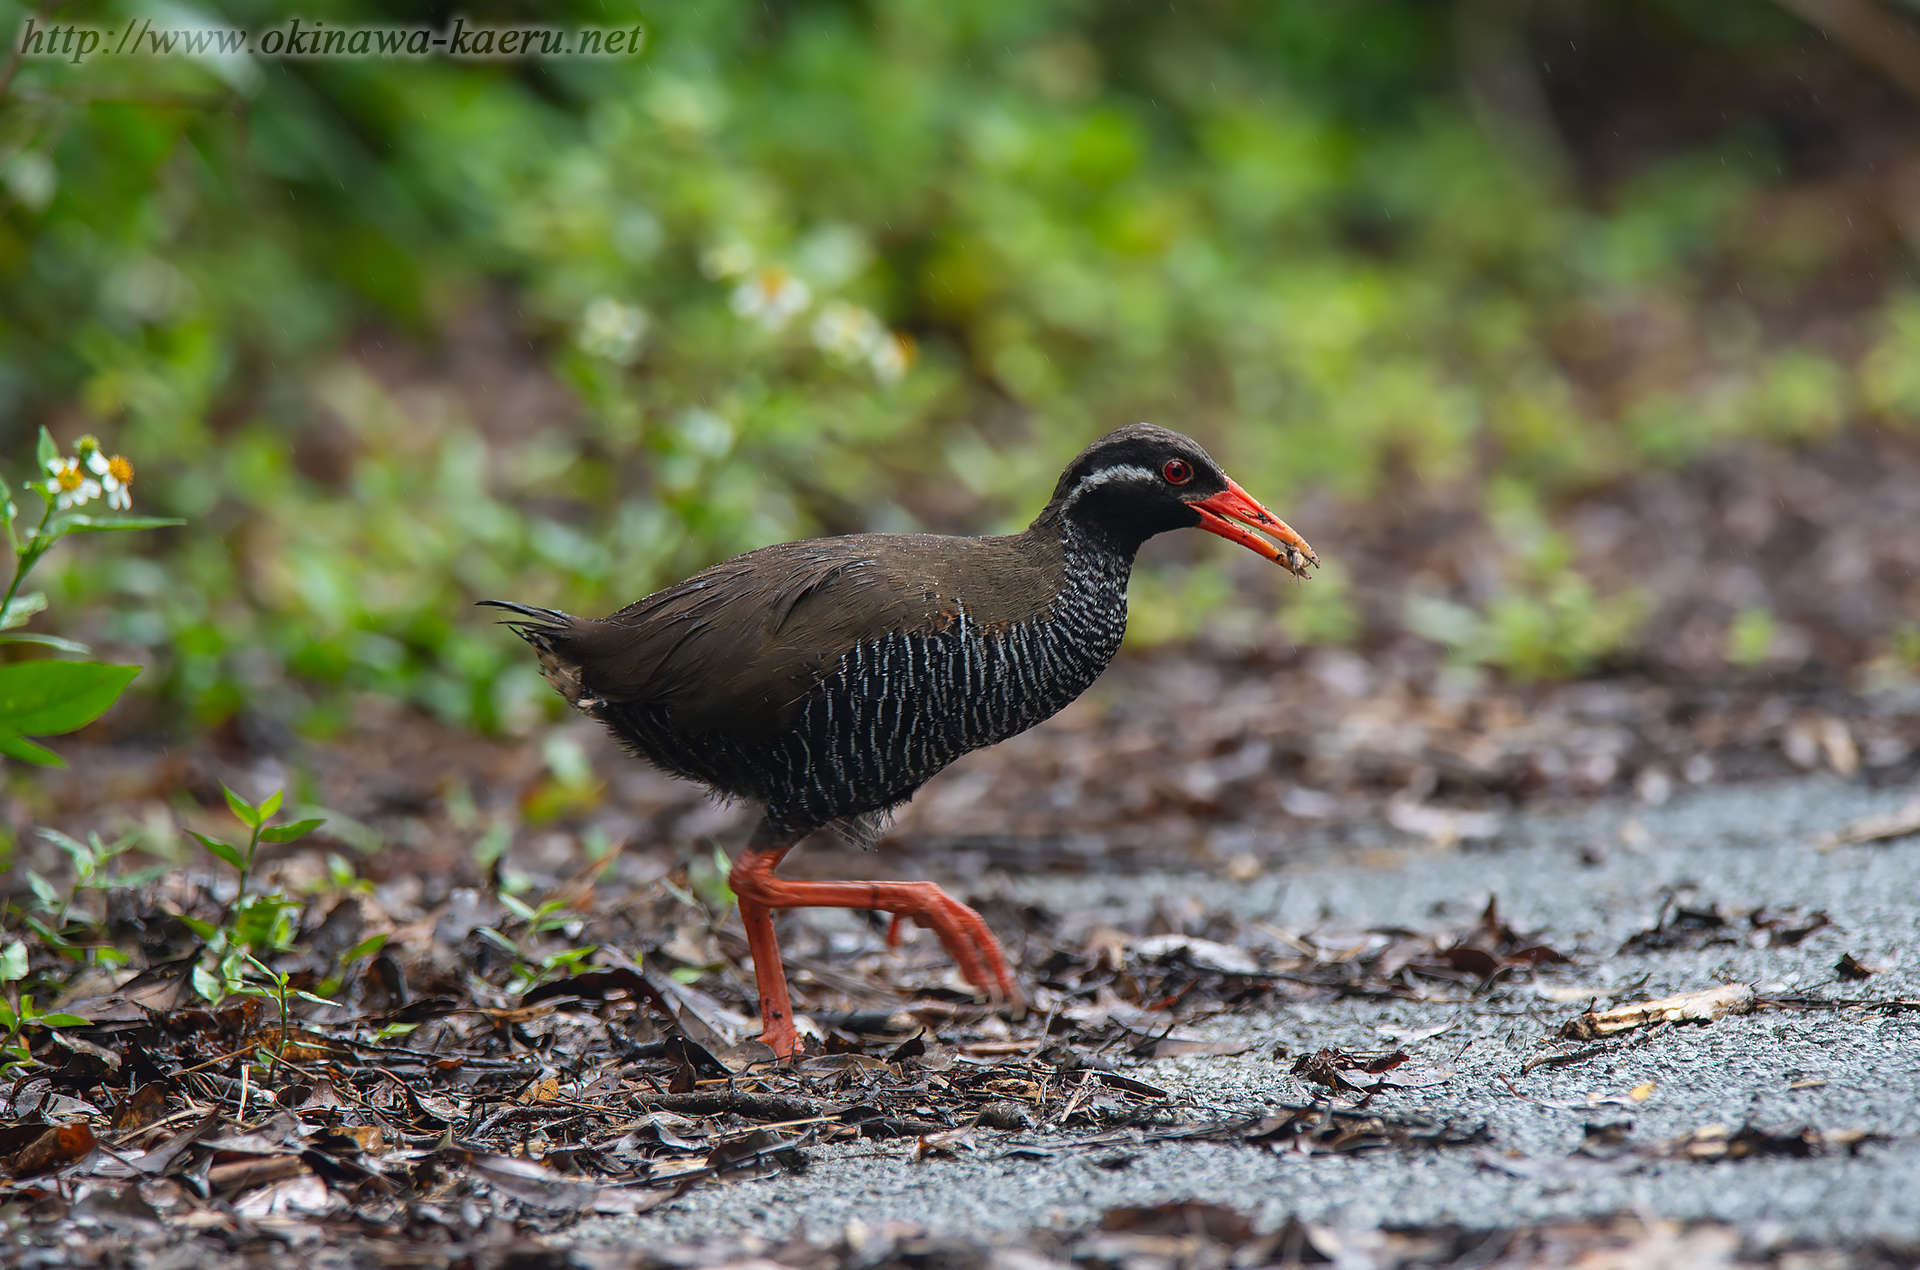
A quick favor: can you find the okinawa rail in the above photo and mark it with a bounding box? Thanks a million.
[485,423,1317,1057]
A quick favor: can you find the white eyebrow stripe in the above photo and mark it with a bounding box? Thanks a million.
[1063,463,1158,507]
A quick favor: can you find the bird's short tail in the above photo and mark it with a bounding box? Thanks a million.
[477,600,597,713]
[477,600,572,651]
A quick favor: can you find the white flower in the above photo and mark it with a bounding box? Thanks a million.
[810,300,913,384]
[700,240,754,279]
[811,300,885,362]
[577,297,648,365]
[868,331,915,385]
[730,267,811,331]
[44,456,100,509]
[101,454,135,510]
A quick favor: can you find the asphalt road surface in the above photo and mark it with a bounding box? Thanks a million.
[585,774,1920,1250]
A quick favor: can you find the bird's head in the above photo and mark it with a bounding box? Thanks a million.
[1046,423,1318,577]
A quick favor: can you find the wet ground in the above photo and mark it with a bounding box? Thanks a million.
[586,773,1920,1250]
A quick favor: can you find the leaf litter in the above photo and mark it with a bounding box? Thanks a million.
[6,785,1914,1270]
[0,839,1609,1269]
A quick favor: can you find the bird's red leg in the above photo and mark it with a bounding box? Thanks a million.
[728,838,1023,1057]
[735,888,798,1058]
[730,826,804,1059]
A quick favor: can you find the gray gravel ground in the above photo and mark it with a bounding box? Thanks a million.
[584,774,1920,1249]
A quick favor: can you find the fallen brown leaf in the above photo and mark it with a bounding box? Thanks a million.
[1101,1199,1253,1243]
[1835,953,1875,980]
[1816,797,1920,852]
[6,1124,95,1176]
[518,1076,561,1104]
[1562,983,1755,1040]
[207,1155,309,1193]
[1660,1123,1880,1161]
[109,1083,170,1136]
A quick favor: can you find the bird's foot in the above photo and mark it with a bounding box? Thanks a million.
[729,849,1022,1018]
[875,883,1023,1012]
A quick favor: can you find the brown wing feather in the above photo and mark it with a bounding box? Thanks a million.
[551,533,1062,739]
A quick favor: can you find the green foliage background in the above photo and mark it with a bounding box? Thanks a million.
[1,0,1916,733]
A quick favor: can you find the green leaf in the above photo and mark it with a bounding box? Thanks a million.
[476,926,519,955]
[258,817,324,844]
[191,963,224,1003]
[178,915,219,941]
[0,633,92,655]
[222,783,261,827]
[0,1001,16,1030]
[38,1014,86,1028]
[0,661,139,736]
[24,870,58,909]
[38,828,89,872]
[542,946,594,971]
[109,864,173,890]
[258,789,283,821]
[0,592,46,631]
[341,933,388,963]
[231,893,298,951]
[22,915,69,948]
[498,892,536,922]
[188,831,244,871]
[0,940,26,983]
[0,728,63,767]
[47,514,186,535]
[35,428,57,474]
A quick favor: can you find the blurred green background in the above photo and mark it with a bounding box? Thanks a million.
[3,0,1918,737]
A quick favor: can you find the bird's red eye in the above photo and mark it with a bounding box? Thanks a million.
[1162,459,1193,485]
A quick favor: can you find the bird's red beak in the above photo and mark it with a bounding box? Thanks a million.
[1190,479,1319,578]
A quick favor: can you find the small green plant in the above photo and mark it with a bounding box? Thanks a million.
[0,430,180,767]
[522,732,604,823]
[683,843,737,913]
[479,891,596,994]
[486,939,598,996]
[189,785,326,906]
[1405,486,1647,682]
[11,827,164,967]
[1892,625,1920,673]
[0,939,88,1075]
[1727,607,1778,667]
[183,785,327,1020]
[314,933,389,1000]
[1406,575,1647,683]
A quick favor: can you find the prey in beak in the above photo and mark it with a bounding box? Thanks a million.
[1190,479,1319,578]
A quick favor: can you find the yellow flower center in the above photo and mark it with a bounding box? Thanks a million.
[107,456,133,484]
[55,463,83,491]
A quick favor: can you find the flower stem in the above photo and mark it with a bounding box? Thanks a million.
[0,499,53,625]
